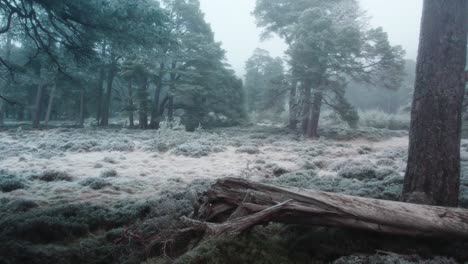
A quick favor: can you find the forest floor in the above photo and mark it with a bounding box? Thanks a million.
[0,124,467,263]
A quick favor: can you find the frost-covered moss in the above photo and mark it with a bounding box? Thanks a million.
[319,125,407,141]
[31,170,73,182]
[80,177,111,190]
[0,174,26,192]
[236,146,261,154]
[172,140,226,158]
[100,169,118,178]
[265,168,403,201]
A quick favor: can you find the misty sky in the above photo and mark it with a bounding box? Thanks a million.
[198,0,423,77]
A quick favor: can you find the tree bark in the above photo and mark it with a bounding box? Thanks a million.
[96,42,106,124]
[127,78,134,128]
[79,88,85,128]
[307,89,322,139]
[167,95,174,122]
[96,67,105,124]
[101,57,116,127]
[288,80,298,130]
[301,79,312,136]
[190,178,468,239]
[32,84,45,128]
[44,84,56,128]
[138,77,149,129]
[403,0,468,206]
[0,100,4,127]
[150,62,165,129]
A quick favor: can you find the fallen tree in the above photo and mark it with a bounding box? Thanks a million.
[184,178,468,239]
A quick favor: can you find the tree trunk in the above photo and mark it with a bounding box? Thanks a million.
[288,80,298,130]
[403,0,468,206]
[306,90,322,139]
[0,31,12,127]
[101,59,116,127]
[32,84,45,128]
[150,63,165,129]
[44,84,56,128]
[167,95,174,122]
[301,79,312,136]
[96,68,105,124]
[96,41,106,124]
[189,178,468,239]
[138,77,149,129]
[0,100,4,127]
[79,88,85,128]
[127,79,134,128]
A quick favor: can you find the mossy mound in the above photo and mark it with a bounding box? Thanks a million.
[0,179,213,264]
[0,174,26,192]
[264,169,403,201]
[31,170,73,182]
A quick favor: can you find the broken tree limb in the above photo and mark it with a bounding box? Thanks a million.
[191,178,468,238]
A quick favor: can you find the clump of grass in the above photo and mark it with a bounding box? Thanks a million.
[172,140,226,158]
[31,170,73,182]
[0,175,26,192]
[100,169,118,178]
[236,146,260,155]
[103,157,118,164]
[80,177,111,190]
[358,109,410,131]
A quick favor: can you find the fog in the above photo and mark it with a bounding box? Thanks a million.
[199,0,423,77]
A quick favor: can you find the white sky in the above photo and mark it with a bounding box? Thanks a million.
[199,0,423,77]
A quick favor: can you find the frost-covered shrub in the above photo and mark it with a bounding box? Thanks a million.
[0,174,26,192]
[376,158,396,167]
[320,125,407,141]
[107,139,135,152]
[265,170,317,188]
[236,146,260,155]
[100,169,118,178]
[172,140,226,158]
[8,216,89,243]
[358,110,410,131]
[61,139,99,152]
[357,146,373,155]
[31,170,73,182]
[103,157,118,164]
[265,168,403,201]
[80,177,111,190]
[7,199,39,212]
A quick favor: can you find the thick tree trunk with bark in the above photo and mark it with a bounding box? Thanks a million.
[187,178,468,239]
[403,0,468,206]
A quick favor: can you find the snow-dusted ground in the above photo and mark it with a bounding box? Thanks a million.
[0,126,413,207]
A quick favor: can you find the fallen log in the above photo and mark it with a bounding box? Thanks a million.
[187,178,468,239]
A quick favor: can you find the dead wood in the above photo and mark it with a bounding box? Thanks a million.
[187,178,468,238]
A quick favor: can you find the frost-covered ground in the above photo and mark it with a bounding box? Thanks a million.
[1,125,468,263]
[0,126,410,206]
